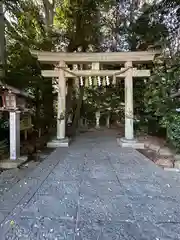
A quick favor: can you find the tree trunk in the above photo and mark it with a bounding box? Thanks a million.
[128,0,139,51]
[66,78,73,123]
[42,0,55,33]
[34,85,41,129]
[71,86,84,136]
[40,1,55,131]
[0,2,5,81]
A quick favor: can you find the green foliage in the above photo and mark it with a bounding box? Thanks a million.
[132,8,169,50]
[143,52,180,144]
[56,0,104,51]
[82,83,124,122]
[145,54,180,120]
[167,113,180,152]
[6,43,41,89]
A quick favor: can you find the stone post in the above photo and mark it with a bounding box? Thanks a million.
[57,61,66,140]
[106,114,110,128]
[84,118,87,127]
[124,61,134,140]
[79,118,84,128]
[9,111,20,160]
[95,111,100,128]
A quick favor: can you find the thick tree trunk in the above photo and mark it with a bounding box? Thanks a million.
[39,1,55,131]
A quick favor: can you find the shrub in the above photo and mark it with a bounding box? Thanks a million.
[167,113,180,152]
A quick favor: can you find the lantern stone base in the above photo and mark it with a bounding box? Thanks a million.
[0,156,28,169]
[117,137,145,149]
[47,137,70,148]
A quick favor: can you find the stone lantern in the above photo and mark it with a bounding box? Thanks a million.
[0,84,33,167]
[95,111,101,128]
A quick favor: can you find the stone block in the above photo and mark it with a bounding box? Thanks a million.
[156,158,173,168]
[174,161,180,169]
[148,143,160,152]
[47,137,70,148]
[174,154,180,161]
[159,147,173,157]
[117,138,145,149]
[144,141,150,148]
[0,156,28,169]
[164,167,180,172]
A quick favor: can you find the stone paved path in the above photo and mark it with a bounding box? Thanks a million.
[1,129,180,239]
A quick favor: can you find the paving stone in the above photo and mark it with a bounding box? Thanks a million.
[113,163,150,181]
[102,196,135,222]
[28,167,51,180]
[0,178,40,213]
[82,162,117,181]
[78,196,111,223]
[0,173,20,198]
[75,221,142,240]
[47,158,84,181]
[56,157,85,170]
[82,168,117,181]
[138,221,179,240]
[129,194,180,223]
[37,180,79,197]
[20,193,78,220]
[5,217,75,240]
[157,222,180,239]
[80,179,123,199]
[49,167,82,181]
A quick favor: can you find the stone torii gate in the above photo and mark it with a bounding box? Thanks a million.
[32,51,157,148]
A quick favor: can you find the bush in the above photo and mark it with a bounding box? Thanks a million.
[167,113,180,152]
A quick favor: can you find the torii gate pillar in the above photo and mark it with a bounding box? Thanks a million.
[117,61,144,149]
[57,61,66,140]
[47,61,69,147]
[124,61,134,140]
